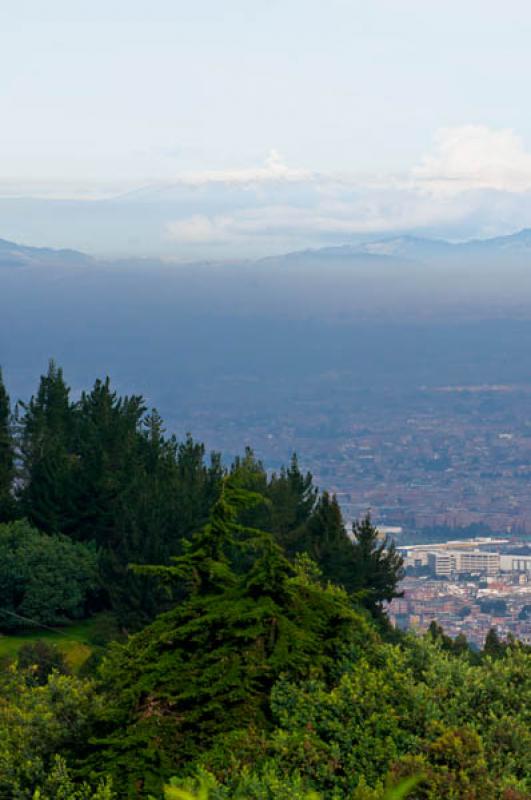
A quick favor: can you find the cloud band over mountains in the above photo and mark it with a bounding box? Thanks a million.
[3,125,531,257]
[163,126,531,252]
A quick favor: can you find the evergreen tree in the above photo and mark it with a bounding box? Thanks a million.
[230,447,270,530]
[284,491,353,584]
[69,377,146,546]
[268,454,317,543]
[0,368,15,522]
[426,621,476,661]
[483,627,506,659]
[173,434,223,543]
[73,378,161,626]
[95,478,371,796]
[19,360,74,533]
[428,620,453,650]
[452,632,471,657]
[349,515,404,615]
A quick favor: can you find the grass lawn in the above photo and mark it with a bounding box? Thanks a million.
[0,615,109,671]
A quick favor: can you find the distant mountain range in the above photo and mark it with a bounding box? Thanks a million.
[0,238,92,268]
[3,227,531,269]
[283,228,531,263]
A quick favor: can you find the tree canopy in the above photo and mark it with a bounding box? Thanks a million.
[0,363,526,800]
[0,520,100,630]
[94,478,376,795]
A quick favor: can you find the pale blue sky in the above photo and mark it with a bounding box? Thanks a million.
[2,0,531,256]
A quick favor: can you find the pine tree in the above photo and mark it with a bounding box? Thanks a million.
[349,515,404,615]
[173,434,223,541]
[452,632,471,656]
[0,368,15,522]
[284,491,353,584]
[268,453,317,544]
[428,619,454,651]
[69,377,146,546]
[134,477,246,596]
[483,627,506,658]
[71,386,222,627]
[230,447,270,530]
[71,378,156,625]
[273,491,404,617]
[96,477,373,795]
[19,360,74,532]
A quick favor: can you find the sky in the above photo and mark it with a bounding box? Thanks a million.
[3,0,531,258]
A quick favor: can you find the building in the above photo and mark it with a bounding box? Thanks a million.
[456,550,500,575]
[499,554,531,573]
[428,551,454,576]
[427,550,500,577]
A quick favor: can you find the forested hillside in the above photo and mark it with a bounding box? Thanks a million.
[0,362,529,799]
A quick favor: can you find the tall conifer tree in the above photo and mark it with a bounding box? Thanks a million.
[268,453,317,542]
[19,360,73,532]
[0,368,15,522]
[349,515,404,614]
[293,491,352,583]
[96,477,370,795]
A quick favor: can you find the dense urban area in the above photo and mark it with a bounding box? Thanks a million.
[178,382,531,648]
[185,382,531,533]
[388,537,531,647]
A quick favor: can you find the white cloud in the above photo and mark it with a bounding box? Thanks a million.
[166,215,233,244]
[165,196,468,246]
[165,126,531,248]
[0,179,134,201]
[411,125,531,194]
[171,149,313,186]
[0,150,312,200]
[6,126,531,256]
[6,125,531,199]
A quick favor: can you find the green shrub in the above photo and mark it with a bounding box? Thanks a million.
[0,520,99,630]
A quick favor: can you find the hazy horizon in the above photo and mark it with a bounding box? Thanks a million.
[4,0,531,510]
[4,1,531,258]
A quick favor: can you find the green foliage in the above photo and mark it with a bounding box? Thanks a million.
[0,366,16,522]
[158,767,317,800]
[19,360,75,534]
[266,454,318,540]
[245,643,424,795]
[32,756,115,800]
[483,627,507,658]
[16,365,224,628]
[273,491,404,618]
[283,491,351,584]
[93,480,375,796]
[10,364,402,628]
[349,516,404,614]
[402,634,531,794]
[427,621,478,662]
[393,726,494,799]
[0,364,527,800]
[226,449,318,545]
[0,520,100,630]
[187,636,529,800]
[153,771,419,800]
[0,668,104,799]
[17,640,70,685]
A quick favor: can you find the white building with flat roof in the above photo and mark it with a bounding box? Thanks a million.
[499,554,531,573]
[428,550,500,576]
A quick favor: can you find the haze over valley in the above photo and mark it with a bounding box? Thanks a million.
[3,231,531,532]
